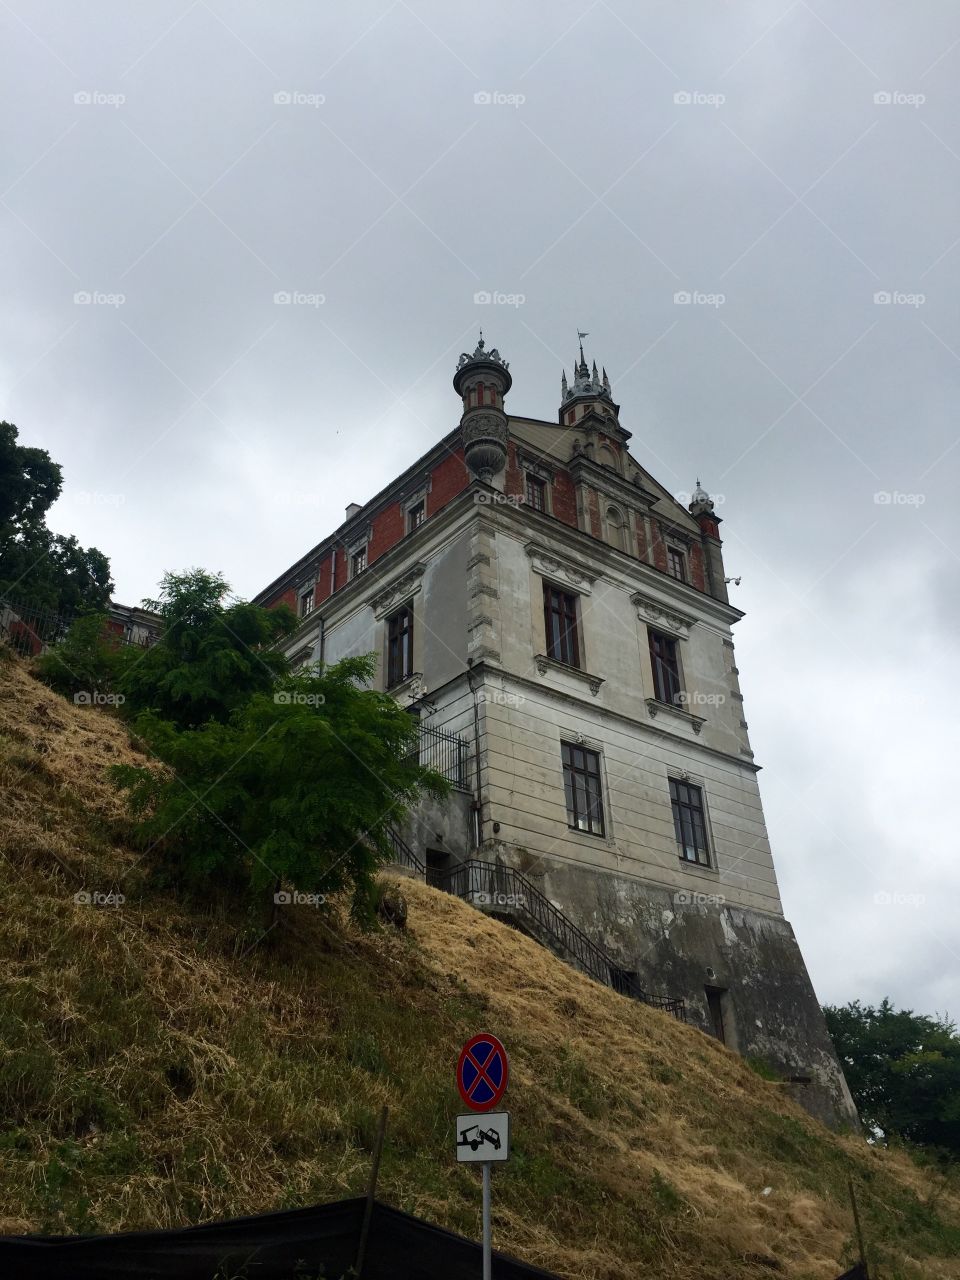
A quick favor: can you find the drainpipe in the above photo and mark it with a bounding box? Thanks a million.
[467,662,484,851]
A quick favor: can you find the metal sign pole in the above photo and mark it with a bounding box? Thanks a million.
[482,1162,491,1280]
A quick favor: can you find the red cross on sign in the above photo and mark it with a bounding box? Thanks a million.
[457,1034,509,1112]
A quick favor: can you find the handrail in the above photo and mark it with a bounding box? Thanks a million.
[385,828,685,1021]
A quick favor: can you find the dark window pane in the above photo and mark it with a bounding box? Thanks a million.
[561,740,605,835]
[670,778,710,865]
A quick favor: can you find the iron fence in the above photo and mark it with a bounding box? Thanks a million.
[413,721,469,790]
[0,597,159,659]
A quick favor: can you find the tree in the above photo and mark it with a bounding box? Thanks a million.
[824,999,960,1157]
[113,656,448,920]
[34,611,133,701]
[118,569,296,729]
[0,421,113,612]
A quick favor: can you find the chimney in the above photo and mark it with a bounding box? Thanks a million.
[345,503,362,521]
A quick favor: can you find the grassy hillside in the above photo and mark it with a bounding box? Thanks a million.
[0,650,958,1279]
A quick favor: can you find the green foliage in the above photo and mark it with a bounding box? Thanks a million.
[0,421,113,612]
[113,655,449,918]
[824,999,960,1158]
[118,569,296,729]
[34,612,133,701]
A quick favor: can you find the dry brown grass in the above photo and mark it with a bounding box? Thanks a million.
[0,651,958,1279]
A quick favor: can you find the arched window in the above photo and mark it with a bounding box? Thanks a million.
[598,443,619,472]
[606,506,625,551]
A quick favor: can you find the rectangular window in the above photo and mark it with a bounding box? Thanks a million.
[407,502,425,533]
[667,547,686,582]
[649,629,682,705]
[670,777,710,865]
[351,546,367,577]
[298,587,314,618]
[525,474,546,512]
[387,605,414,687]
[561,741,605,836]
[543,583,580,668]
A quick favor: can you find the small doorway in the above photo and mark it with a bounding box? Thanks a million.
[704,986,728,1044]
[426,849,452,891]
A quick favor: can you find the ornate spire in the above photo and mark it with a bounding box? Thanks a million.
[689,478,715,516]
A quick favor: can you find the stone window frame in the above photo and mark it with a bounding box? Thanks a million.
[401,479,431,535]
[666,769,719,872]
[298,585,315,619]
[559,735,608,838]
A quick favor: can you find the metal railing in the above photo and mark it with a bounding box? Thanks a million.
[413,722,469,790]
[386,827,685,1021]
[0,597,160,659]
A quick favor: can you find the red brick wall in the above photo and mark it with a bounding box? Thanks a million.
[551,468,578,529]
[587,489,602,538]
[427,449,469,515]
[689,543,706,592]
[504,441,524,501]
[370,501,403,566]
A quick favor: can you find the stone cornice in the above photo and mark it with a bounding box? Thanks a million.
[631,591,697,640]
[371,562,427,619]
[645,696,706,735]
[525,541,596,594]
[533,654,605,697]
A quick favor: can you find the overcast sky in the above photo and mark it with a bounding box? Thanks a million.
[3,1,958,1019]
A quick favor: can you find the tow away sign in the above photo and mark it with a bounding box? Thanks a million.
[456,1112,510,1163]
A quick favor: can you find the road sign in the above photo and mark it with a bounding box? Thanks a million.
[457,1034,509,1112]
[456,1112,510,1163]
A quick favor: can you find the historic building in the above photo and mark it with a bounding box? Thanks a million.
[255,335,857,1128]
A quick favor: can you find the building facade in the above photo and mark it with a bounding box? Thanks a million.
[255,336,857,1128]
